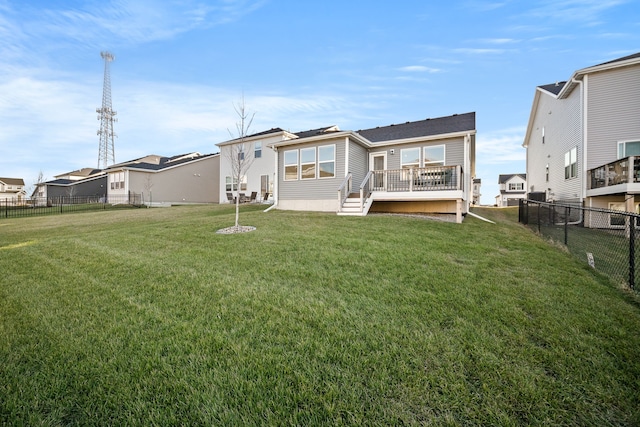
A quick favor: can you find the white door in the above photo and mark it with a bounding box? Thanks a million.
[369,152,387,191]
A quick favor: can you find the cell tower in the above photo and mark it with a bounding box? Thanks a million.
[97,51,117,169]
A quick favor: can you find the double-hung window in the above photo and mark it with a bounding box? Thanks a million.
[254,141,262,159]
[318,145,335,178]
[300,148,316,180]
[423,145,445,166]
[564,147,577,179]
[508,182,524,191]
[284,150,298,181]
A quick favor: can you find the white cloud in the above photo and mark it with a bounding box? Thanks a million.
[476,127,527,164]
[398,65,441,73]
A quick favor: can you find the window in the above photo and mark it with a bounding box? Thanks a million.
[300,148,316,180]
[225,176,237,192]
[508,182,524,191]
[401,147,420,169]
[545,164,549,182]
[238,144,245,161]
[542,126,545,144]
[618,140,640,158]
[564,147,577,179]
[255,141,262,159]
[423,145,445,166]
[318,145,335,178]
[284,150,298,181]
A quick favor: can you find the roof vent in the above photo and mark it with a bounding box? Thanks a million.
[555,81,559,86]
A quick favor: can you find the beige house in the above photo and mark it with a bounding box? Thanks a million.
[105,152,220,205]
[496,174,526,207]
[0,177,26,203]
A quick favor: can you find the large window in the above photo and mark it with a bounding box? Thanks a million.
[401,147,420,169]
[509,182,524,191]
[284,150,298,181]
[423,145,445,166]
[618,140,640,158]
[564,147,577,179]
[300,148,316,180]
[318,145,335,178]
[255,141,262,159]
[110,172,125,190]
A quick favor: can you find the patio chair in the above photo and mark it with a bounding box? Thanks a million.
[226,192,236,204]
[262,192,270,203]
[249,191,257,203]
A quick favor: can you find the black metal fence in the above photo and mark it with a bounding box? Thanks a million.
[1,193,142,219]
[519,199,639,290]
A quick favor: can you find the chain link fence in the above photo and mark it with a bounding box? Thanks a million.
[1,193,142,219]
[519,199,639,290]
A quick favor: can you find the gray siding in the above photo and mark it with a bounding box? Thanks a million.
[380,137,465,170]
[525,88,581,201]
[47,176,107,199]
[587,65,640,169]
[349,141,368,188]
[279,138,346,200]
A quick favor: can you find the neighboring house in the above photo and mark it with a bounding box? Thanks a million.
[35,168,106,200]
[105,152,220,205]
[216,128,294,204]
[496,174,526,207]
[523,52,640,219]
[268,112,476,223]
[0,177,26,202]
[472,178,481,205]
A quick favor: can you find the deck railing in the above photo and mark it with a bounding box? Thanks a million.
[588,156,639,189]
[367,165,462,193]
[337,172,352,208]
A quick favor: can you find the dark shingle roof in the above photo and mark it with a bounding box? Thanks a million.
[538,82,566,96]
[294,126,340,139]
[498,173,526,184]
[357,112,475,142]
[115,153,218,171]
[594,52,640,67]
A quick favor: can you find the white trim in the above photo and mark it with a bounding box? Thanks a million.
[344,137,349,177]
[369,151,388,171]
[423,144,446,166]
[617,139,640,158]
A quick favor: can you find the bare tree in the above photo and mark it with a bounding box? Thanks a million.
[224,97,256,230]
[143,174,154,207]
[30,170,46,199]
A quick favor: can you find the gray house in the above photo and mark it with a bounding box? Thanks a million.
[269,113,476,223]
[523,52,640,219]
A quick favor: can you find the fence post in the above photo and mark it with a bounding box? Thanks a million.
[564,206,569,246]
[629,215,635,290]
[537,203,541,233]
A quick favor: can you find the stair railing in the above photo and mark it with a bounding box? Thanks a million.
[337,173,352,211]
[359,171,373,212]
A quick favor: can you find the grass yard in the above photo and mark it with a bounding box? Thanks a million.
[1,205,639,425]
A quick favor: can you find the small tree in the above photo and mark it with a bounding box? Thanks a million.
[224,97,256,230]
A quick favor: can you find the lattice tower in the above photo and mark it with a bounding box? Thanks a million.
[97,51,117,169]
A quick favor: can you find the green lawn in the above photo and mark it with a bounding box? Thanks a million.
[1,205,639,426]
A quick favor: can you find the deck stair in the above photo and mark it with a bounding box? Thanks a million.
[337,192,372,216]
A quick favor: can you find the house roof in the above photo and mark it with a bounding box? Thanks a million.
[54,167,103,179]
[0,177,25,186]
[594,52,640,67]
[107,152,219,172]
[498,173,526,183]
[538,81,566,96]
[216,127,290,146]
[357,112,476,142]
[294,126,341,139]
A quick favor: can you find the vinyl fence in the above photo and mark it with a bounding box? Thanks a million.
[519,199,639,290]
[1,193,142,219]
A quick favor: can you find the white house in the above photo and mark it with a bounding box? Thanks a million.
[496,174,526,207]
[523,52,640,218]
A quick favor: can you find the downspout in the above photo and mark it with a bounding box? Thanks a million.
[264,145,278,212]
[572,76,586,203]
[464,133,471,212]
